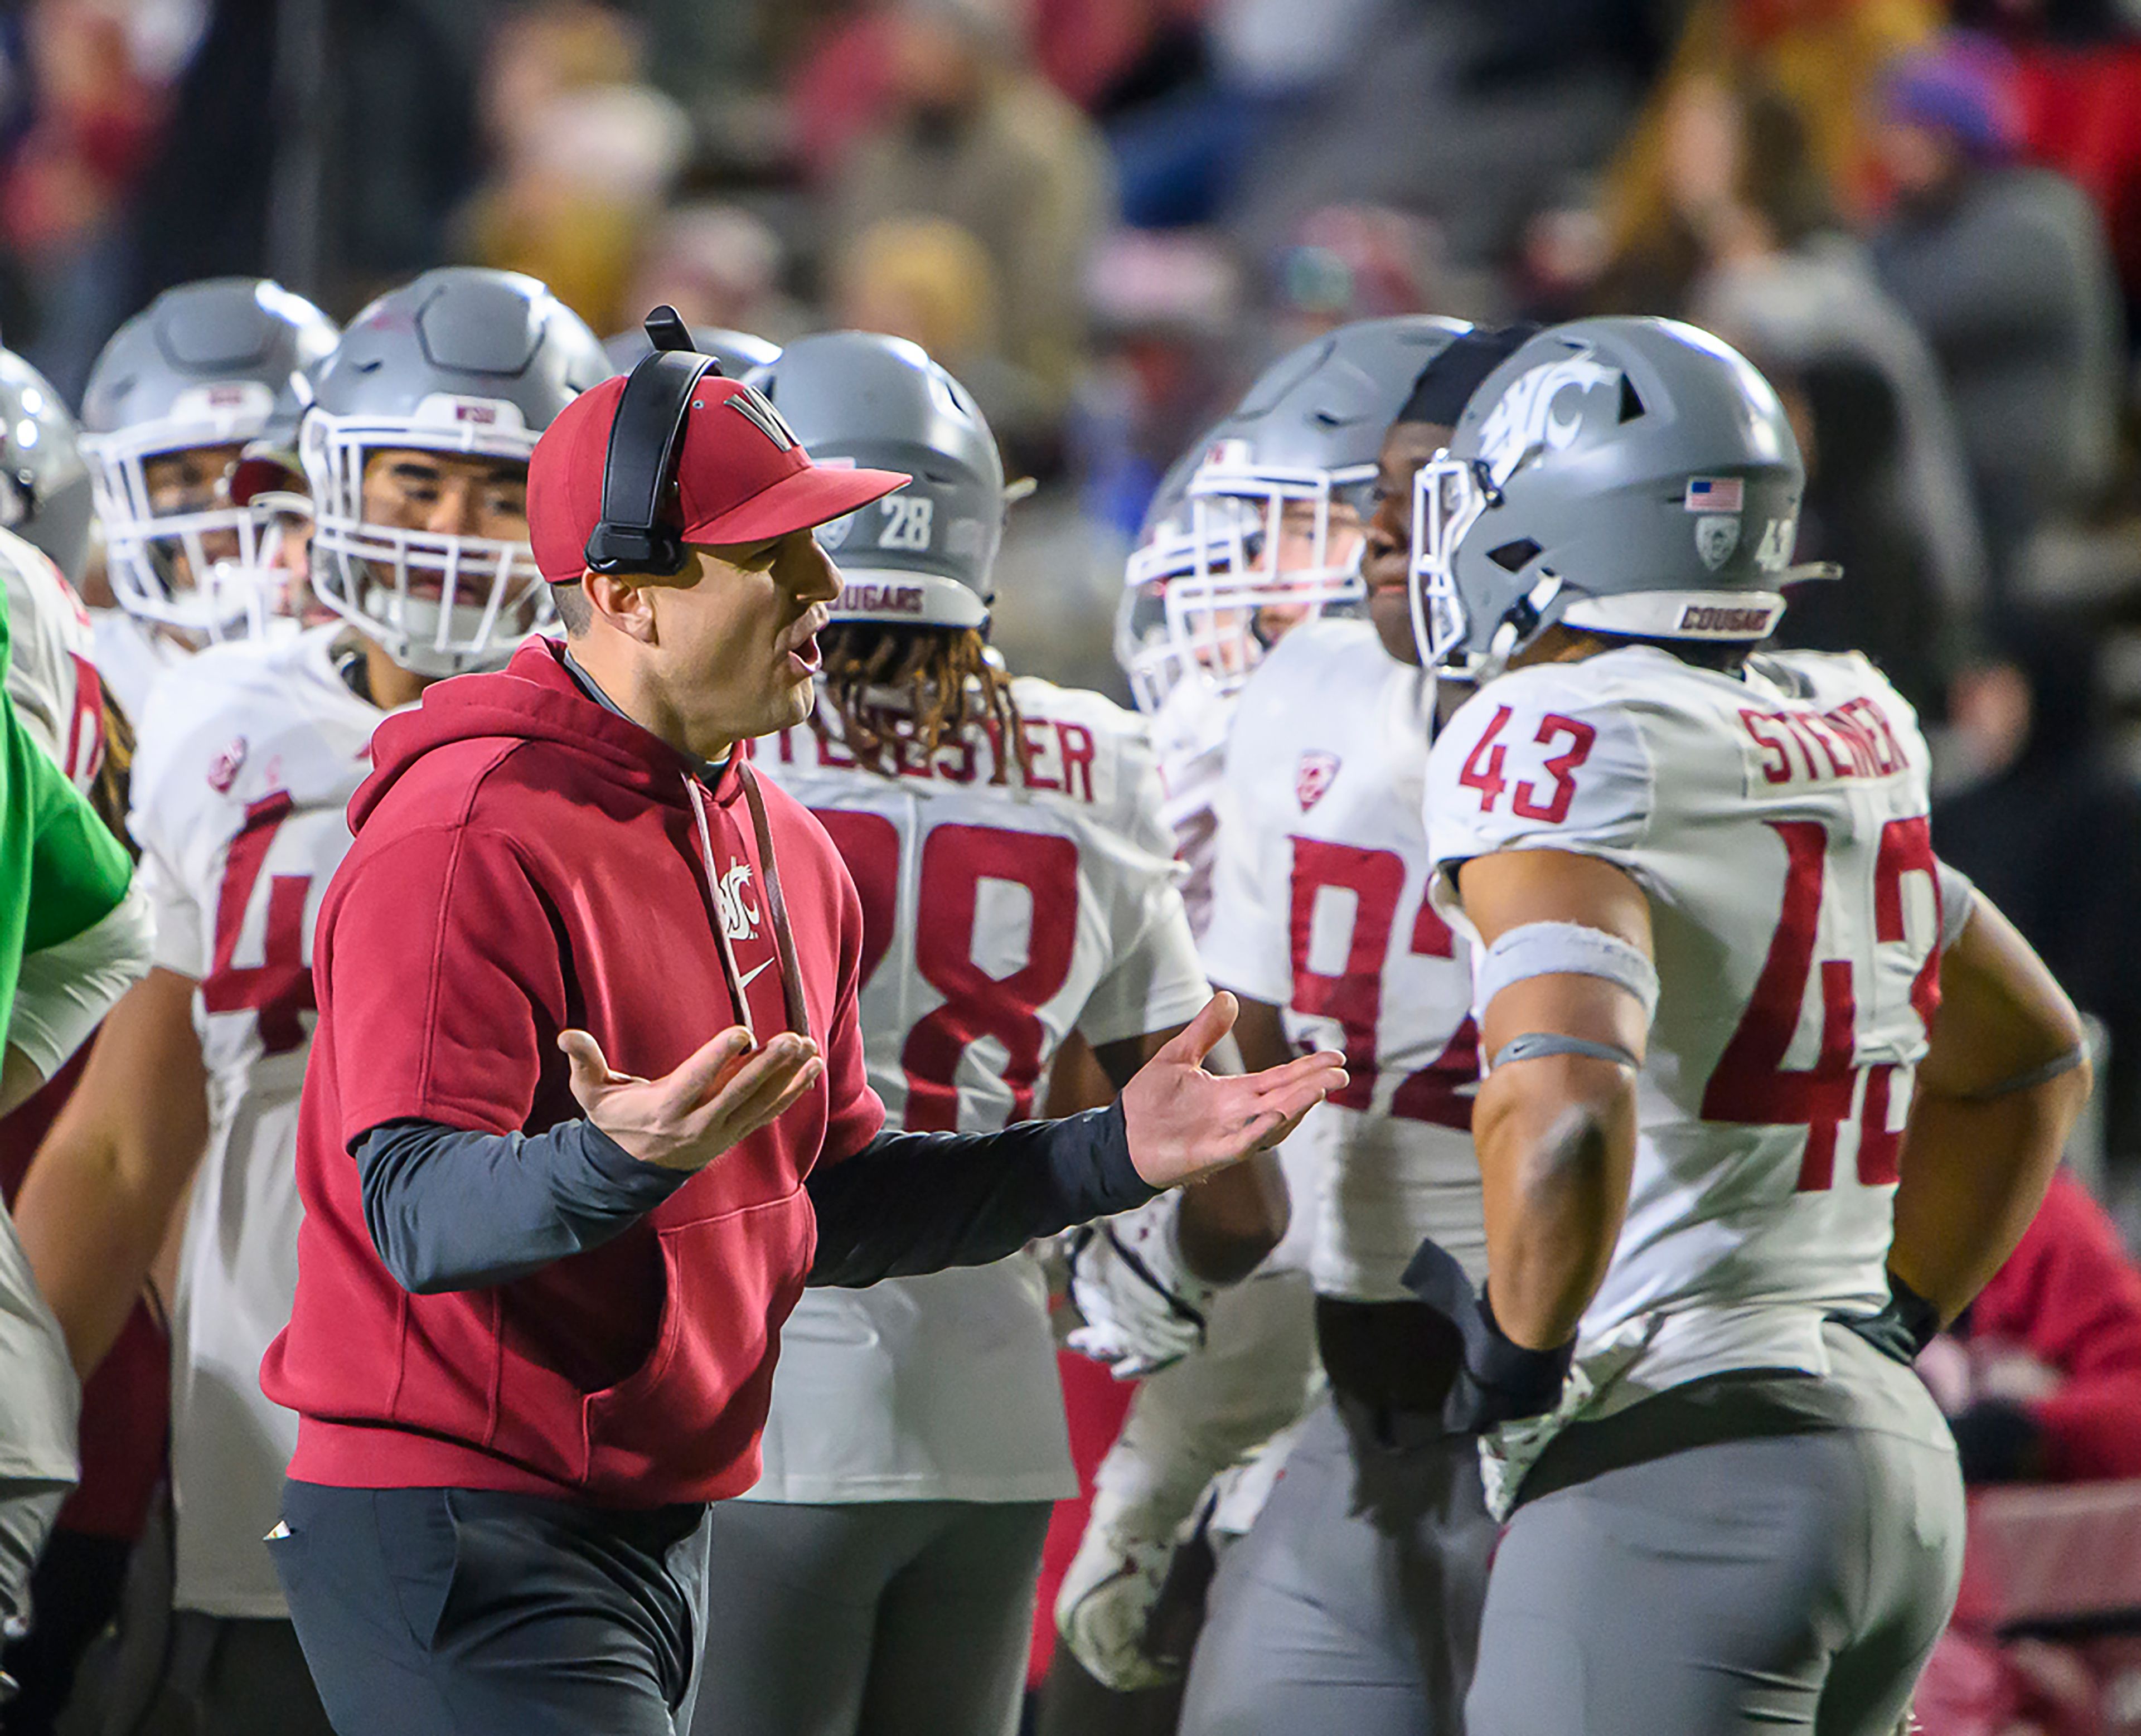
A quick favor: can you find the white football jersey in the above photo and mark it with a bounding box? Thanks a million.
[1146,676,1239,939]
[1,530,101,792]
[130,625,385,1615]
[745,677,1212,1503]
[89,606,188,723]
[1427,644,1950,1409]
[1203,621,1485,1301]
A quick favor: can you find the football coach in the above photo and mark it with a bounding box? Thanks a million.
[258,335,1345,1736]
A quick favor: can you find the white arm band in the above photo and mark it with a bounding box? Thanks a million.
[6,879,156,1081]
[1475,920,1659,1026]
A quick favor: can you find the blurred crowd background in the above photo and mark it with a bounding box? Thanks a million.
[5,0,2141,1214]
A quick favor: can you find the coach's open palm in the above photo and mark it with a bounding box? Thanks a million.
[559,1026,824,1172]
[1120,993,1346,1189]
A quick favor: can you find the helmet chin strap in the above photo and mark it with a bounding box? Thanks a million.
[1484,572,1564,675]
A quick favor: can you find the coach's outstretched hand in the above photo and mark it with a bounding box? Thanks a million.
[1120,992,1346,1189]
[560,1026,824,1173]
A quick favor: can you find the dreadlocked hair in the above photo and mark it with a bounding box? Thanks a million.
[813,623,1029,784]
[93,693,138,860]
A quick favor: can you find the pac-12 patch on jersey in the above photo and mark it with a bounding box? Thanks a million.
[1295,750,1340,811]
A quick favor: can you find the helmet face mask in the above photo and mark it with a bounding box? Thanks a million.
[300,268,612,677]
[1185,449,1372,613]
[1118,493,1266,712]
[79,279,340,639]
[1408,451,1493,676]
[302,406,547,678]
[83,390,302,641]
[1120,316,1471,714]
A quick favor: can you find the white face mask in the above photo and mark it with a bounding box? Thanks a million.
[301,409,552,677]
[82,415,298,641]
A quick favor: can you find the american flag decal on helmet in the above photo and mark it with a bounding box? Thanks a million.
[726,384,798,452]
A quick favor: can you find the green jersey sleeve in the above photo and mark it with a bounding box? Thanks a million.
[0,657,133,1040]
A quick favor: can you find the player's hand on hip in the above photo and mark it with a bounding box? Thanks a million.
[558,1026,823,1173]
[1119,992,1344,1190]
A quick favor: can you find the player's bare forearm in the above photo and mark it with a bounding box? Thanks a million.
[1889,894,2090,1322]
[1457,850,1654,1350]
[1472,1051,1638,1349]
[14,968,212,1375]
[1095,1016,1290,1279]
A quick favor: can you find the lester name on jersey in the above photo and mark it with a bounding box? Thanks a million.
[128,624,388,1616]
[1426,644,1968,1417]
[750,674,1211,1501]
[1202,618,1485,1299]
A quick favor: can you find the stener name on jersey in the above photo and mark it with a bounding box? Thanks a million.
[1739,695,1912,792]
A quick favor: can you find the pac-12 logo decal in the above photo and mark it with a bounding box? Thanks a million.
[1296,751,1340,811]
[1694,514,1741,571]
[714,861,762,940]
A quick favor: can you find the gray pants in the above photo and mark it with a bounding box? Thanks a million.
[1467,1335,1966,1736]
[691,1499,1052,1736]
[1177,1395,1498,1736]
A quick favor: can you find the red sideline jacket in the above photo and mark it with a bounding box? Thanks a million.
[260,639,884,1506]
[1968,1170,2141,1482]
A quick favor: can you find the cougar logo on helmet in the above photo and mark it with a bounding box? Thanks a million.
[1474,355,1620,487]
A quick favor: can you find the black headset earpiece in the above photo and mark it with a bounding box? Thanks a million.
[583,304,721,577]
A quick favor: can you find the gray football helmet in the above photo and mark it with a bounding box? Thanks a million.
[302,267,612,676]
[0,348,92,584]
[1186,316,1472,605]
[604,324,779,379]
[747,332,1007,631]
[1411,317,1836,675]
[79,277,338,637]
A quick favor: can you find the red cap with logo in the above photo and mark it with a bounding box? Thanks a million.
[528,373,909,584]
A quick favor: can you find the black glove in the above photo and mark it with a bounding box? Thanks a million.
[1402,1236,1576,1434]
[1826,1271,1941,1366]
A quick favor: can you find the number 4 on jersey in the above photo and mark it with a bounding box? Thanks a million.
[200,791,317,1055]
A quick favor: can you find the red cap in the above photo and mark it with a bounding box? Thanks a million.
[527,372,909,584]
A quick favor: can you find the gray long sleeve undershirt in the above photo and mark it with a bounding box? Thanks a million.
[351,1103,1155,1296]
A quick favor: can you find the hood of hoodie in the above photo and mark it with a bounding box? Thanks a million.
[350,637,737,833]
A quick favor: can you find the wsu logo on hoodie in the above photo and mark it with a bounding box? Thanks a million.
[714,861,762,941]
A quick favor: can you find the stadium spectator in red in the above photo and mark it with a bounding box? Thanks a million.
[1920,1171,2141,1485]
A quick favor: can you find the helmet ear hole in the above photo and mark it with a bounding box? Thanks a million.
[1618,377,1645,422]
[1488,539,1541,573]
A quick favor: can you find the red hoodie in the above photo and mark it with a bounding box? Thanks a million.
[260,639,883,1506]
